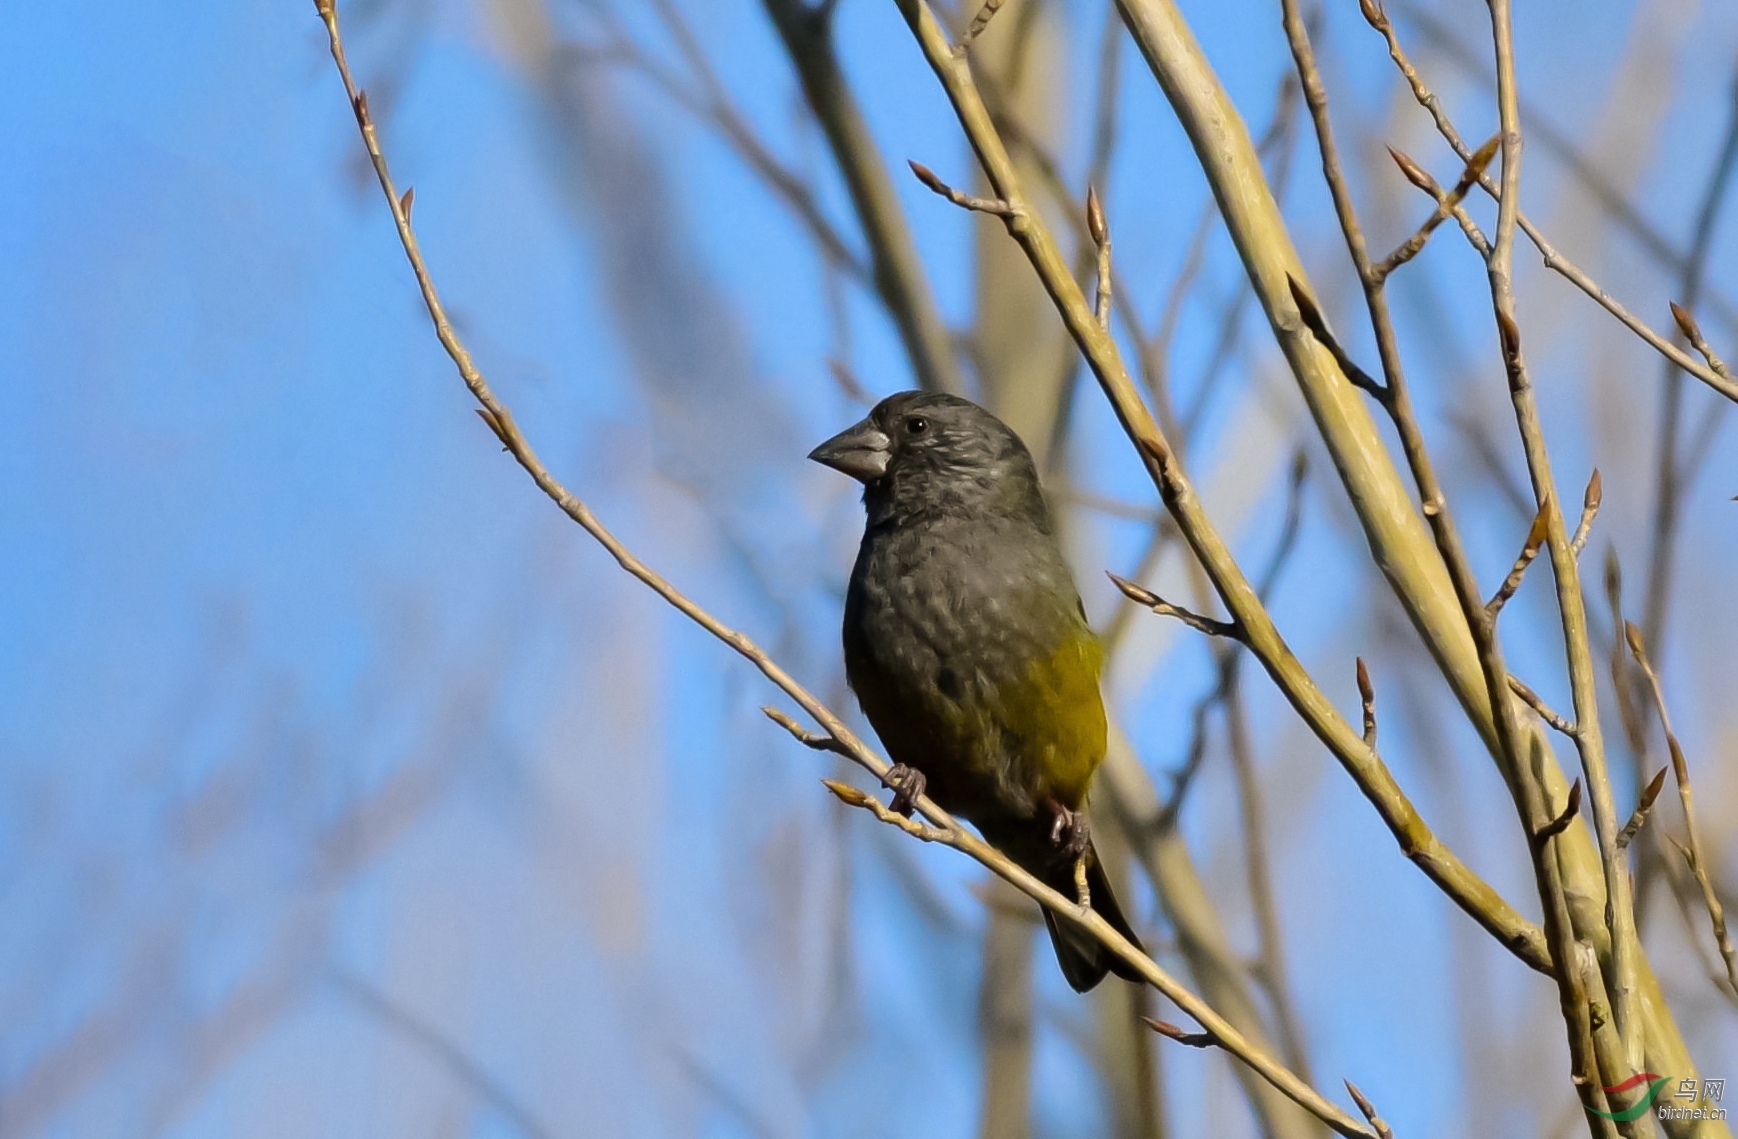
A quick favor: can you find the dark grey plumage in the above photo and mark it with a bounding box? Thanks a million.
[812,391,1143,991]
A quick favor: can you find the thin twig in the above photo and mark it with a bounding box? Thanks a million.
[1671,303,1736,386]
[1108,574,1244,641]
[1534,779,1583,845]
[1482,0,1647,1094]
[819,779,948,842]
[1386,145,1494,260]
[1375,135,1500,279]
[1624,622,1738,998]
[1097,74,1299,661]
[762,706,848,753]
[955,0,1007,54]
[1143,1017,1217,1049]
[1486,500,1550,619]
[1645,76,1738,671]
[1088,185,1112,330]
[825,358,874,406]
[909,159,1019,217]
[1359,0,1738,404]
[1356,659,1377,749]
[1508,676,1577,739]
[1279,7,1601,1085]
[1570,470,1602,560]
[1158,455,1308,840]
[1221,462,1317,1087]
[1616,768,1669,852]
[1389,0,1738,335]
[1344,1080,1396,1139]
[1154,696,1215,832]
[334,971,555,1139]
[619,0,871,283]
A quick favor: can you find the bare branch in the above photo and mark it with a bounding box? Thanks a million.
[582,9,870,284]
[1624,622,1738,997]
[1088,184,1112,330]
[1385,144,1494,261]
[822,779,948,842]
[1508,676,1577,739]
[763,705,848,753]
[335,971,556,1139]
[825,358,874,406]
[1142,1017,1218,1050]
[1274,16,1613,1085]
[1356,658,1377,748]
[1670,301,1736,386]
[1486,500,1550,619]
[955,0,1008,54]
[1616,768,1669,852]
[908,159,1019,217]
[1533,778,1582,845]
[1344,1080,1396,1139]
[1375,135,1499,278]
[1483,0,1649,1091]
[1570,470,1602,560]
[1359,0,1738,404]
[1108,573,1245,641]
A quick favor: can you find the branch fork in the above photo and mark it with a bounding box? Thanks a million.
[1376,136,1500,278]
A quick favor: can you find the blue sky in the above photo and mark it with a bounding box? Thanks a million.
[1,1,1735,1136]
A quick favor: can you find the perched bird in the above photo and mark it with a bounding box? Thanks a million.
[810,391,1144,991]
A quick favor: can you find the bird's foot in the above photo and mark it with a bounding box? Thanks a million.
[1046,800,1094,908]
[1047,800,1091,859]
[882,764,927,817]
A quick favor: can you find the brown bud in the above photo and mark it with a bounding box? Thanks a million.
[1638,766,1668,813]
[1523,502,1550,556]
[1086,185,1107,245]
[1624,620,1646,658]
[908,160,946,196]
[1452,136,1508,196]
[821,779,874,809]
[1670,301,1702,343]
[1496,309,1522,366]
[475,407,509,448]
[1387,146,1433,193]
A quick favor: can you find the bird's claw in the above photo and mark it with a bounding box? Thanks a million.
[883,764,926,817]
[1048,801,1091,859]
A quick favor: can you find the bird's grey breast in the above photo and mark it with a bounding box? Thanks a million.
[844,511,1080,706]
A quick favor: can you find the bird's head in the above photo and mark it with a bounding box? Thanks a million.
[808,392,1047,528]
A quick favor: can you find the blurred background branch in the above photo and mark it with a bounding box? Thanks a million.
[2,0,1736,1136]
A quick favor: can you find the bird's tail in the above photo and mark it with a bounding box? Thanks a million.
[980,823,1145,992]
[1039,843,1146,992]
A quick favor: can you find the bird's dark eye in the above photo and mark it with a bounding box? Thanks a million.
[906,416,929,435]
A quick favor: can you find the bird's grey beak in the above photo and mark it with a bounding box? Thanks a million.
[809,418,892,482]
